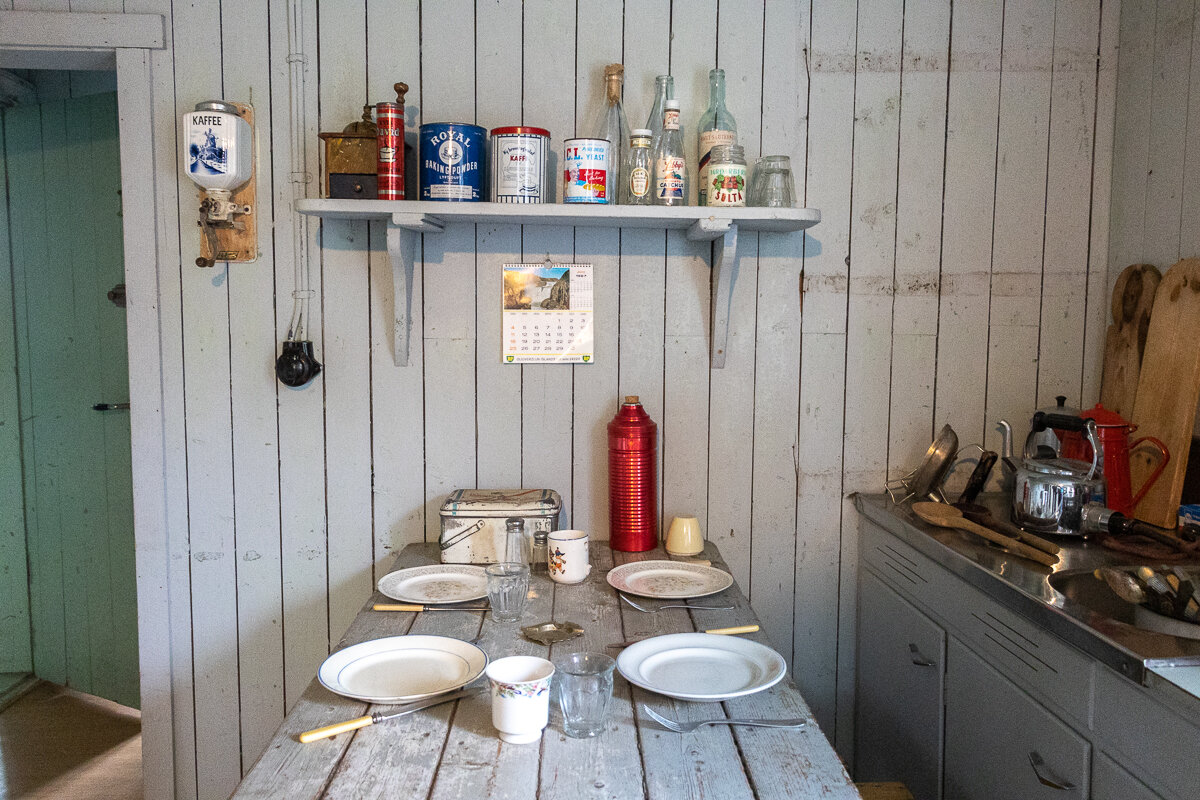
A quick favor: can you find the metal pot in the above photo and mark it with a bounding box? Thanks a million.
[1012,417,1103,535]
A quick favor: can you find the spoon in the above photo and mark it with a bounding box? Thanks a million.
[953,501,1061,556]
[911,502,1058,567]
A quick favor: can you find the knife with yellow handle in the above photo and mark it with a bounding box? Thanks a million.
[606,624,760,648]
[299,687,484,743]
[372,604,490,612]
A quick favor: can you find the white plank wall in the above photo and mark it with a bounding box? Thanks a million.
[9,0,1129,795]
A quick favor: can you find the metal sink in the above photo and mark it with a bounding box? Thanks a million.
[1048,568,1139,624]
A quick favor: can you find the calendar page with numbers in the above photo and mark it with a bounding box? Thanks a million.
[502,263,594,364]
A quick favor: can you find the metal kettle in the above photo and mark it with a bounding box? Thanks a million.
[1011,414,1105,536]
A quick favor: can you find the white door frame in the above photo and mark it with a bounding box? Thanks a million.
[1,11,178,800]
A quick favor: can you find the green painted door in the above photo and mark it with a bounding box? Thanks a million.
[2,91,138,709]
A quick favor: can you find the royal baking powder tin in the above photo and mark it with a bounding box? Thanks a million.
[420,122,486,201]
[490,126,550,203]
[562,137,610,203]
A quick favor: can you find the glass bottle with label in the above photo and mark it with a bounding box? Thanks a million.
[705,144,747,207]
[624,129,654,205]
[593,63,630,204]
[645,74,676,151]
[697,68,737,206]
[653,100,688,206]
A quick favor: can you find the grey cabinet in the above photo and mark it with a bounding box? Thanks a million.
[855,570,945,800]
[1092,753,1166,800]
[944,638,1090,799]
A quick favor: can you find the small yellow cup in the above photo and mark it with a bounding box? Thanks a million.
[665,516,704,556]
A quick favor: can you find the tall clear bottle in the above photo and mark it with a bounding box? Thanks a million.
[644,74,676,149]
[653,100,688,206]
[594,63,630,204]
[696,68,737,206]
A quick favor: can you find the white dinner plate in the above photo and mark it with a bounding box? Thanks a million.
[377,564,489,604]
[606,560,734,599]
[617,632,786,702]
[318,635,488,703]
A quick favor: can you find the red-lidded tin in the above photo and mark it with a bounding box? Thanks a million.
[608,396,658,551]
[376,86,408,199]
[490,126,550,203]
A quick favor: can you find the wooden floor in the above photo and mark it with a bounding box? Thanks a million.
[0,680,141,800]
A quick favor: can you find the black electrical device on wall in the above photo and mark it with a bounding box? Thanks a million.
[275,341,322,387]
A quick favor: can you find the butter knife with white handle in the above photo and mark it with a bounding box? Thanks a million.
[299,687,484,743]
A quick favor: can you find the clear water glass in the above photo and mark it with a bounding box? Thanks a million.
[486,562,530,623]
[555,651,617,738]
[749,155,795,208]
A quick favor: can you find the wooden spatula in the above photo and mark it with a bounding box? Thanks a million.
[911,502,1058,567]
[1130,258,1200,527]
[1100,263,1161,417]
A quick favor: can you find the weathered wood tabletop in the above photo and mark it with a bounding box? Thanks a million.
[231,542,859,799]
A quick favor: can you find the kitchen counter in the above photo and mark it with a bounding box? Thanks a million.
[854,493,1200,713]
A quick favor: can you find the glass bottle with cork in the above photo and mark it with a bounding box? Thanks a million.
[593,63,630,204]
[697,68,737,206]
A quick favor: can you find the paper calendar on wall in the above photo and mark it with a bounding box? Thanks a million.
[502,262,594,364]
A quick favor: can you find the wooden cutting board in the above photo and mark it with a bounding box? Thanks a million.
[1131,258,1200,527]
[1100,263,1160,416]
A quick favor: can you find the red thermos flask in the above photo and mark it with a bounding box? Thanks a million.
[608,396,658,551]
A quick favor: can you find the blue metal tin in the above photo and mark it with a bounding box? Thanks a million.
[420,122,487,201]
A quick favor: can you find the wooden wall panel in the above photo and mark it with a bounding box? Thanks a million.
[3,0,1127,793]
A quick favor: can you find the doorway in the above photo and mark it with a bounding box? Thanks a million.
[0,68,141,798]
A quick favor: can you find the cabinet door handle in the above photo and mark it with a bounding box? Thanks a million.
[908,643,935,667]
[1028,751,1074,791]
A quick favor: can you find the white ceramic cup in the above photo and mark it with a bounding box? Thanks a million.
[547,530,591,584]
[665,516,704,555]
[486,656,555,744]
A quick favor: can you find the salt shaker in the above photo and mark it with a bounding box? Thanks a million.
[504,517,531,564]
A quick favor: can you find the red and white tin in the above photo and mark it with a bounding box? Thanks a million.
[562,137,610,203]
[490,126,550,203]
[376,102,405,199]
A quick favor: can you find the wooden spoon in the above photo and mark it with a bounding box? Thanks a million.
[953,502,1061,556]
[911,502,1058,567]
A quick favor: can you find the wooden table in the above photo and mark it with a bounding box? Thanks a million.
[232,542,859,799]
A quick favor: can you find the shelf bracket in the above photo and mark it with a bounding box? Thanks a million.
[385,213,445,366]
[708,223,738,369]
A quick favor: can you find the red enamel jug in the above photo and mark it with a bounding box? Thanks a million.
[1081,403,1170,517]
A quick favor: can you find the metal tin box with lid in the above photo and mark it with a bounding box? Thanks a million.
[439,489,562,564]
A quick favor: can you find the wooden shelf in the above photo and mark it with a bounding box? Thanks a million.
[295,199,821,367]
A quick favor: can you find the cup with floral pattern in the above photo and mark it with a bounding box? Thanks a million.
[485,656,555,743]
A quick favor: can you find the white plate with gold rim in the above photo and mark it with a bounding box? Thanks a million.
[606,560,733,599]
[617,632,786,702]
[318,635,488,703]
[377,564,488,604]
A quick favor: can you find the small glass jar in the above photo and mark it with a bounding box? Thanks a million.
[624,129,654,205]
[748,154,795,208]
[705,144,747,207]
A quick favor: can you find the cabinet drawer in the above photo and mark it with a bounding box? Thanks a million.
[1094,668,1200,800]
[945,638,1090,799]
[1092,752,1166,800]
[860,519,956,614]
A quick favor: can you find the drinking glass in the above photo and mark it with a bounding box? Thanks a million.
[749,155,795,208]
[486,562,530,623]
[554,651,617,738]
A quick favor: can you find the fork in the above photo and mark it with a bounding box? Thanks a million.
[642,704,806,733]
[620,594,734,613]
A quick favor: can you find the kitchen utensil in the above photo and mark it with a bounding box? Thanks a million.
[911,502,1058,566]
[615,632,785,701]
[1130,258,1200,527]
[299,686,484,743]
[485,562,530,623]
[377,564,488,604]
[1011,416,1104,537]
[669,557,712,567]
[521,621,584,645]
[372,603,490,612]
[1080,504,1200,556]
[619,594,734,613]
[608,625,760,648]
[486,656,554,744]
[953,503,1061,555]
[665,516,704,556]
[1079,403,1170,516]
[1101,263,1161,417]
[957,451,998,504]
[555,652,617,738]
[641,704,806,733]
[606,560,734,599]
[886,424,959,503]
[317,635,488,703]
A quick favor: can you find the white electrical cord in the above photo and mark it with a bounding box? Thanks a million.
[285,0,312,342]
